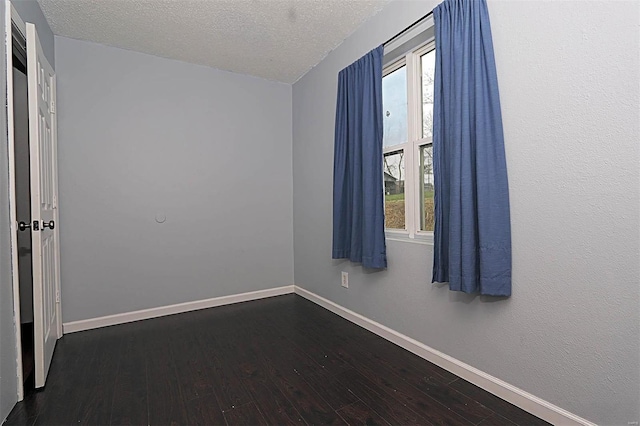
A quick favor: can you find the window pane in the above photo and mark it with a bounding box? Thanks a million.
[383,150,405,229]
[421,50,436,139]
[382,66,407,148]
[419,144,434,231]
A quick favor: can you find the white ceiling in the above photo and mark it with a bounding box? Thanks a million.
[37,0,389,84]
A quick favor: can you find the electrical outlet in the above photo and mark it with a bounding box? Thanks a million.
[341,271,349,288]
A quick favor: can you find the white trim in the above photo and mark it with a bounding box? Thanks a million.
[405,44,420,239]
[382,142,407,155]
[385,16,435,54]
[382,57,405,77]
[6,1,27,402]
[414,40,436,59]
[385,234,433,245]
[63,285,295,334]
[293,286,596,426]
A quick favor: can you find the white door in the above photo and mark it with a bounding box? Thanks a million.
[26,22,62,388]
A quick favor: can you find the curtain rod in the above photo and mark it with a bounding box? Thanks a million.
[383,10,434,46]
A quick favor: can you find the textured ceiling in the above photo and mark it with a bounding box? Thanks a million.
[37,0,389,83]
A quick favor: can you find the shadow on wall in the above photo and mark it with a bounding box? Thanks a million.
[432,282,510,305]
[334,258,509,305]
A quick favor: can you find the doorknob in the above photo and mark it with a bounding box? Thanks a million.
[42,220,55,230]
[19,221,40,231]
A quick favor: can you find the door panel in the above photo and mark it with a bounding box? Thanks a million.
[27,22,61,388]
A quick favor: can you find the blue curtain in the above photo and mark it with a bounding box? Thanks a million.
[432,0,512,296]
[332,45,387,269]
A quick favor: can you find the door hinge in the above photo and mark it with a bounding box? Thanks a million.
[50,100,56,114]
[55,290,60,303]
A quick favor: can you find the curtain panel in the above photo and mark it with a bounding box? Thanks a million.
[332,45,387,269]
[432,0,512,296]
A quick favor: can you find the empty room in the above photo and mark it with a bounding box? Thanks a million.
[0,0,638,425]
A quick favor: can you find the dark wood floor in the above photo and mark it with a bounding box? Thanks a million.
[6,294,549,426]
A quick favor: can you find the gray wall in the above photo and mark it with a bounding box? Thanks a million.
[55,37,293,323]
[292,1,640,425]
[1,0,55,421]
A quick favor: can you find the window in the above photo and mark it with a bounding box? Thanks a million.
[383,40,436,239]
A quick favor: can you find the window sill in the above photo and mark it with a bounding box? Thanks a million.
[385,230,434,246]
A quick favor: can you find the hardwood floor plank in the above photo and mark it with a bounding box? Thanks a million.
[185,392,227,425]
[223,402,268,425]
[240,376,305,425]
[73,333,123,425]
[256,330,326,379]
[3,407,37,426]
[212,325,306,425]
[290,303,488,425]
[6,295,549,426]
[3,389,46,425]
[196,328,256,410]
[261,356,346,425]
[298,369,359,411]
[341,342,493,424]
[300,318,474,425]
[298,305,458,385]
[336,368,433,425]
[448,379,551,426]
[109,334,148,426]
[146,331,190,426]
[477,412,519,425]
[242,324,350,424]
[361,336,460,384]
[336,400,392,426]
[275,319,354,377]
[33,334,99,425]
[411,377,495,424]
[169,330,218,401]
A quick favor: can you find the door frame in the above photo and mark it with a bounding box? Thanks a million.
[5,1,26,402]
[4,1,63,401]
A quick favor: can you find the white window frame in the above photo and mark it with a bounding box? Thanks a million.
[383,40,435,244]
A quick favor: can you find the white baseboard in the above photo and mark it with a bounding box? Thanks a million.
[293,285,595,426]
[63,285,295,334]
